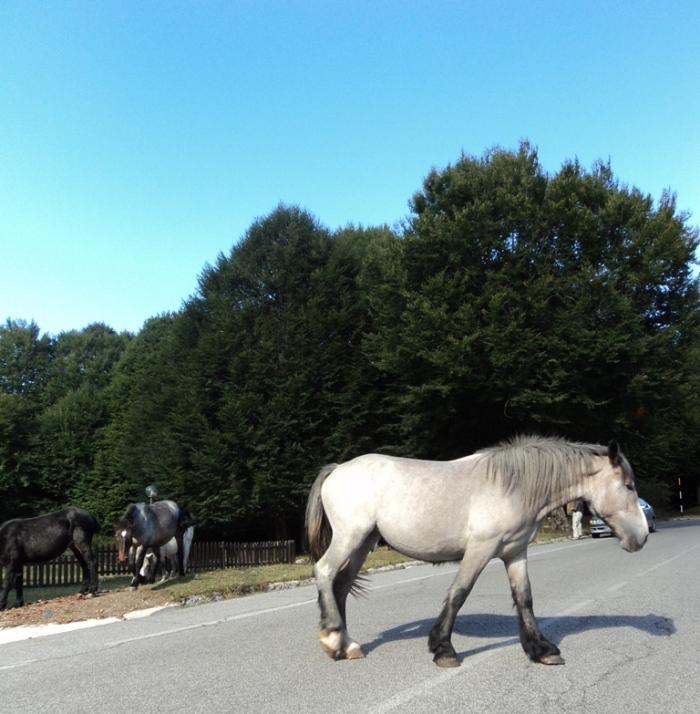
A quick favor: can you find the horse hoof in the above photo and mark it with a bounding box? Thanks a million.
[540,653,565,665]
[434,656,460,668]
[344,642,365,660]
[319,630,342,659]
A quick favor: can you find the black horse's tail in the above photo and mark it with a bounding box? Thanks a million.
[305,464,338,562]
[91,512,102,535]
[72,506,101,536]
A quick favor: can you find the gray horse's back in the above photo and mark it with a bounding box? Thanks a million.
[321,453,496,562]
[147,500,180,546]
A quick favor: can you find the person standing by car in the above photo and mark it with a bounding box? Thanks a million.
[571,498,584,539]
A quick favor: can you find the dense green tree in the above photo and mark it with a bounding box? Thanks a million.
[0,321,131,521]
[367,143,700,506]
[0,320,52,520]
[0,392,36,520]
[32,384,109,512]
[32,324,132,513]
[0,319,51,402]
[84,315,183,526]
[45,323,131,400]
[182,206,388,538]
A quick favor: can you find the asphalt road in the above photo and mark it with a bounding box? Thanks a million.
[1,520,699,714]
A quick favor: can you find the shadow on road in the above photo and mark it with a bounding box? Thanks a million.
[362,611,675,661]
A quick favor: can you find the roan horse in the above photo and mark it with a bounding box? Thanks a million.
[138,526,195,582]
[305,435,648,667]
[0,507,101,610]
[116,500,188,589]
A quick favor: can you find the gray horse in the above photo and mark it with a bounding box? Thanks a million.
[116,500,186,589]
[306,435,648,667]
[138,525,195,582]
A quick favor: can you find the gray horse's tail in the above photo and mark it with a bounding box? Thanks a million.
[305,464,338,562]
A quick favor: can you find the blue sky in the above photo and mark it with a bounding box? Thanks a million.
[2,1,698,336]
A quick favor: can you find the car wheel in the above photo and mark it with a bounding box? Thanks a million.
[649,518,656,533]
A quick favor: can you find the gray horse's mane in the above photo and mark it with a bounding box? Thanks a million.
[478,434,613,510]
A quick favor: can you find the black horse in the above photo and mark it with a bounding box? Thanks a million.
[0,507,101,610]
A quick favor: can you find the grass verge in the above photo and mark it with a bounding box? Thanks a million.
[15,546,416,607]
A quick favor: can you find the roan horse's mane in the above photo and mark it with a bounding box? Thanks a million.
[477,434,617,511]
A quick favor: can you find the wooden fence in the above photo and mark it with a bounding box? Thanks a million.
[21,540,297,588]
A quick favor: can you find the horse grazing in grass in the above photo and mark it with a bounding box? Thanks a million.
[0,507,101,610]
[139,526,195,582]
[305,435,648,667]
[116,500,189,589]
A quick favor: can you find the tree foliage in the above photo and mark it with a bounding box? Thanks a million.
[368,144,700,481]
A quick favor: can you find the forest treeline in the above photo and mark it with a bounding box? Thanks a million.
[2,144,699,543]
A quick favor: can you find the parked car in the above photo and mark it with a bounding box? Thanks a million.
[589,498,656,537]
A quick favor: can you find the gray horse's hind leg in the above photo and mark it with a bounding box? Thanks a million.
[315,530,379,660]
[164,553,179,580]
[175,532,185,576]
[503,551,564,665]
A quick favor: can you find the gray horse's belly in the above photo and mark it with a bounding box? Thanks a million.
[377,519,466,563]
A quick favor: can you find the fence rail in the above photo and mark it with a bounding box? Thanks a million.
[21,540,297,588]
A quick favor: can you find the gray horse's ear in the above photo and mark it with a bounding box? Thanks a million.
[608,440,620,465]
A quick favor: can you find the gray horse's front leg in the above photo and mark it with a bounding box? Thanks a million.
[428,550,493,667]
[132,545,148,588]
[148,550,162,583]
[504,551,564,665]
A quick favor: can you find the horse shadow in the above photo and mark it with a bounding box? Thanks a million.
[361,611,676,660]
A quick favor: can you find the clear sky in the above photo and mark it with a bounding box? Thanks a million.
[1,1,698,336]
